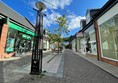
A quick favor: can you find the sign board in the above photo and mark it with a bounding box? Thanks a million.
[22,34,31,40]
[76,32,83,38]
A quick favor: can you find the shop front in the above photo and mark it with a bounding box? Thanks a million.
[84,24,97,55]
[72,39,76,51]
[97,2,118,65]
[98,15,118,61]
[80,38,86,54]
[0,2,35,59]
[5,22,35,54]
[76,38,80,52]
[76,32,84,52]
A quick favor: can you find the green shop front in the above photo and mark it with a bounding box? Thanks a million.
[5,22,35,54]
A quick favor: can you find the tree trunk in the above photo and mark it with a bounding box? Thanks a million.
[58,41,60,54]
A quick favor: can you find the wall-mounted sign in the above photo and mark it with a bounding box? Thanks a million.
[76,32,83,38]
[22,34,31,40]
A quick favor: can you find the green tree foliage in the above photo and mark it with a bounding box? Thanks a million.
[47,15,69,53]
[55,14,69,35]
[47,33,60,43]
[55,15,69,52]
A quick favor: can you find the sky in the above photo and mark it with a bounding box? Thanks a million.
[1,0,108,38]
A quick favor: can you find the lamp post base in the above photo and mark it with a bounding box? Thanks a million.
[30,49,43,75]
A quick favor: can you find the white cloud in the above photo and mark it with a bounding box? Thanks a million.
[43,12,85,31]
[59,0,72,9]
[46,0,72,9]
[68,16,85,30]
[27,0,72,10]
[43,12,61,28]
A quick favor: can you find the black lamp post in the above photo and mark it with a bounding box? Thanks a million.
[30,2,46,75]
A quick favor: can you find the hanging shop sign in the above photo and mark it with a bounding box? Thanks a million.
[76,32,83,38]
[6,38,15,52]
[9,22,35,36]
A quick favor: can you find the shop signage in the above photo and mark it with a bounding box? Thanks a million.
[22,34,31,40]
[9,22,35,36]
[76,32,83,38]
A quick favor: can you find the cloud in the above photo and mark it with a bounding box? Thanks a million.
[27,0,72,10]
[43,0,72,9]
[68,16,85,30]
[43,12,85,31]
[25,0,85,31]
[59,0,72,9]
[43,12,61,28]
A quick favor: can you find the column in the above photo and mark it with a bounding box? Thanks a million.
[0,24,9,58]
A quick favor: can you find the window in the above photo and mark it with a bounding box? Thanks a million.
[99,14,118,60]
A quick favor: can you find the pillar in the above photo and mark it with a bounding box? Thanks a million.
[0,24,9,58]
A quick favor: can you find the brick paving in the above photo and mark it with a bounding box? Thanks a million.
[0,62,4,83]
[3,51,52,83]
[6,49,118,83]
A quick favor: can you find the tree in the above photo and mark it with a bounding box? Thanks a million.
[55,14,69,35]
[54,14,69,53]
[46,15,69,53]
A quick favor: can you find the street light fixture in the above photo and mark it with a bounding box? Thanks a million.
[36,2,46,10]
[30,1,46,75]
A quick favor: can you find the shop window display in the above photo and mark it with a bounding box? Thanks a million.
[89,32,97,55]
[99,14,118,60]
[86,37,91,53]
[6,38,15,52]
[85,28,97,55]
[6,28,32,54]
[6,28,17,53]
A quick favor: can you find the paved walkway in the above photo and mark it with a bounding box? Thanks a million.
[0,62,4,83]
[6,49,118,83]
[73,50,118,78]
[13,53,64,77]
[3,50,52,83]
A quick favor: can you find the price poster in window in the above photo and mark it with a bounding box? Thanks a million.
[6,38,15,52]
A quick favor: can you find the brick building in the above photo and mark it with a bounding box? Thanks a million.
[0,2,35,58]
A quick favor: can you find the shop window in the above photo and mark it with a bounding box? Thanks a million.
[89,32,97,55]
[86,37,91,53]
[5,28,18,53]
[99,14,118,60]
